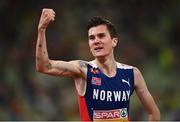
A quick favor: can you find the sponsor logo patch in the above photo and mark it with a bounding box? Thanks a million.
[93,108,128,121]
[122,78,130,87]
[120,108,128,118]
[90,68,99,74]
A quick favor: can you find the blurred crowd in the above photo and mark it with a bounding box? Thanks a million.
[0,0,179,120]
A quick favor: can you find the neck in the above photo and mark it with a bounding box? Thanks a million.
[95,54,116,77]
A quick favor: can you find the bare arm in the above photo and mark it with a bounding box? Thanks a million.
[36,8,87,78]
[134,67,160,121]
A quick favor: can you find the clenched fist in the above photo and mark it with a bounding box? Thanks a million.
[38,8,55,30]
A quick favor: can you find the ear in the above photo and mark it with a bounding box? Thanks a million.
[112,37,118,48]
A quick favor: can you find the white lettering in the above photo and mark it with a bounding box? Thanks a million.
[114,111,120,118]
[93,89,99,100]
[100,90,106,100]
[93,109,122,120]
[126,90,130,100]
[113,91,121,101]
[122,91,126,101]
[108,112,113,118]
[94,112,101,119]
[102,112,108,118]
[107,91,112,101]
[93,89,131,102]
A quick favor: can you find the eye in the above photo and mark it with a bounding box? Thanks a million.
[97,33,105,39]
[89,35,95,40]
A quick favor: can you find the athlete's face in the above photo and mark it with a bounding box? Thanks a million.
[88,25,118,58]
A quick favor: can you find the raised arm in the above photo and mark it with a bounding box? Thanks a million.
[36,8,87,78]
[134,67,160,121]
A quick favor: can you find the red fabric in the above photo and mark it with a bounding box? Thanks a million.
[78,95,91,121]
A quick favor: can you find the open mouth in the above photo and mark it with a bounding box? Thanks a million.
[94,47,103,51]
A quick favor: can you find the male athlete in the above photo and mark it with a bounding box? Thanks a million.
[36,8,160,121]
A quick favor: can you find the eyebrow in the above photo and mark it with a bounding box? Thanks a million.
[97,33,105,36]
[88,35,95,39]
[89,32,106,37]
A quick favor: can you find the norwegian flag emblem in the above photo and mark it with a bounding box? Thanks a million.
[91,77,101,86]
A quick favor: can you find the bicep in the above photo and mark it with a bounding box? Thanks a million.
[44,60,87,78]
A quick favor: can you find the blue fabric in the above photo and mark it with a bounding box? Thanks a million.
[84,63,134,120]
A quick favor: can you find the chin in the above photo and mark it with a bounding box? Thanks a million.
[93,53,107,58]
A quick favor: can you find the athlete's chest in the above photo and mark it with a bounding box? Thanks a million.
[90,70,132,103]
[88,66,133,105]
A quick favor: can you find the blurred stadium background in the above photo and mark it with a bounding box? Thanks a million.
[0,0,180,120]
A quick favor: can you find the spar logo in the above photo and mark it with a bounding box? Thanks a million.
[93,108,128,120]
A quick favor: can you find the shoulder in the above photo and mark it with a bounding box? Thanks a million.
[69,60,88,67]
[132,66,142,78]
[68,60,89,79]
[117,63,147,90]
[70,60,88,73]
[132,66,145,88]
[116,62,142,78]
[116,62,134,69]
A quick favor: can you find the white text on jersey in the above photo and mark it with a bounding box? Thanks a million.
[93,89,130,102]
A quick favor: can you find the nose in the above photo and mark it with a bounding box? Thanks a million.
[94,37,101,45]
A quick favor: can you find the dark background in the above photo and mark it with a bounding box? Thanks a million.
[0,0,179,120]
